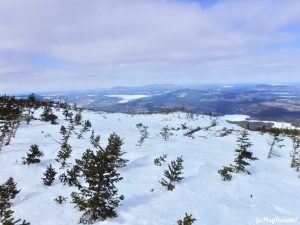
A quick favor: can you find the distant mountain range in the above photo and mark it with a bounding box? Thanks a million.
[30,83,300,123]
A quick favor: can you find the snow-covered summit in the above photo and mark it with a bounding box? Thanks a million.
[1,109,299,225]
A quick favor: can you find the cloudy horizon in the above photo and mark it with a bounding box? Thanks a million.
[1,0,300,93]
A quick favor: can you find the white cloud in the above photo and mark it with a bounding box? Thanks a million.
[0,0,299,93]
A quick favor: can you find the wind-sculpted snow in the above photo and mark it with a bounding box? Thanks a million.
[0,109,299,225]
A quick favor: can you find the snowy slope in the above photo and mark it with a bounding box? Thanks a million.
[1,110,300,225]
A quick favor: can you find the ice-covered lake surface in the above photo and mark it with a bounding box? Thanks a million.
[1,109,300,225]
[105,94,149,103]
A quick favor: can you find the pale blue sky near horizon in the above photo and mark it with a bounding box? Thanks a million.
[0,0,300,93]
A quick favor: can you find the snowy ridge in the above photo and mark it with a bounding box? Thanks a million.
[1,110,300,225]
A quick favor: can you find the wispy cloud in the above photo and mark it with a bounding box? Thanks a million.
[0,0,300,93]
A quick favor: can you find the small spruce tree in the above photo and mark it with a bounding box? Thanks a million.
[267,132,284,158]
[22,145,44,165]
[56,141,72,168]
[105,133,128,169]
[77,120,92,139]
[74,112,82,126]
[62,107,73,121]
[160,156,184,191]
[0,178,30,225]
[177,213,196,225]
[232,130,258,174]
[42,164,57,186]
[71,148,125,224]
[40,106,58,124]
[68,132,127,224]
[60,125,67,136]
[290,136,300,169]
[160,126,173,141]
[136,123,149,146]
[54,196,67,204]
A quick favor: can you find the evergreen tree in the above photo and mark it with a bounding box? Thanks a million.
[22,145,44,165]
[74,112,82,126]
[27,93,36,103]
[42,164,57,186]
[56,141,72,168]
[160,156,184,191]
[160,126,173,141]
[77,120,92,139]
[0,178,30,225]
[60,125,67,136]
[105,133,128,169]
[232,130,258,174]
[40,106,58,124]
[67,132,127,224]
[62,107,73,121]
[177,213,196,225]
[136,123,149,146]
[83,120,92,131]
[267,132,284,159]
[71,148,125,224]
[290,136,300,170]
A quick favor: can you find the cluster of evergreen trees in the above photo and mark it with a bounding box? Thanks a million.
[4,93,300,224]
[12,98,128,224]
[0,94,49,152]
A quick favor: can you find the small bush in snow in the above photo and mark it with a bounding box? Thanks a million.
[218,166,233,181]
[54,196,67,204]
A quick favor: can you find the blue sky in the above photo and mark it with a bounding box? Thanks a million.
[0,0,300,93]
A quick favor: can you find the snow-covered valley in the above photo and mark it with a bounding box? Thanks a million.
[1,109,300,225]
